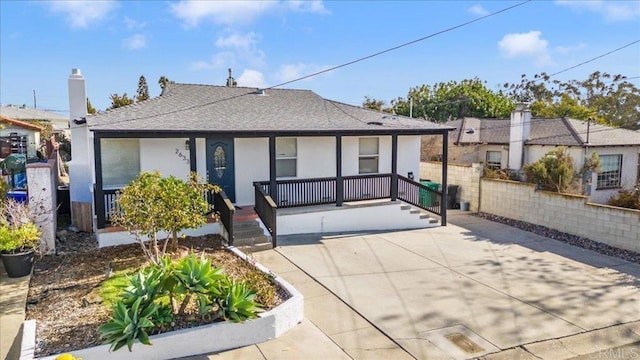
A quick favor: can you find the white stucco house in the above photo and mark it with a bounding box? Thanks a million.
[435,105,640,204]
[0,104,70,135]
[0,116,43,160]
[67,69,453,247]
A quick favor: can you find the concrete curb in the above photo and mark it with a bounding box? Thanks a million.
[22,247,304,360]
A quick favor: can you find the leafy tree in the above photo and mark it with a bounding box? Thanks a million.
[136,75,150,102]
[158,76,174,91]
[86,97,97,114]
[523,147,575,192]
[390,78,514,122]
[504,71,640,129]
[108,93,134,110]
[362,96,386,112]
[112,171,218,265]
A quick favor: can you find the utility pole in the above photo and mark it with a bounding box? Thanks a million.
[33,90,37,108]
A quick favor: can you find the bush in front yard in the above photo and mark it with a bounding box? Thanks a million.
[112,171,219,265]
[607,187,640,210]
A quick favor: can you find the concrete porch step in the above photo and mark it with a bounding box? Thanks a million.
[232,219,273,253]
[236,242,274,253]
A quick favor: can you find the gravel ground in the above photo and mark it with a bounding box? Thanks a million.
[474,212,640,264]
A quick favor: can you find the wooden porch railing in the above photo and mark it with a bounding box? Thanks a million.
[213,189,235,245]
[96,187,235,238]
[397,175,442,216]
[253,182,277,247]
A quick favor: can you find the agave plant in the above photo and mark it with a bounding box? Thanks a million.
[218,279,263,322]
[99,297,158,352]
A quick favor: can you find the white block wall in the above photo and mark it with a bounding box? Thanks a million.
[420,162,483,212]
[480,178,640,253]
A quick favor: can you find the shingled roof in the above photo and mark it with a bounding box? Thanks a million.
[449,117,640,147]
[88,83,451,135]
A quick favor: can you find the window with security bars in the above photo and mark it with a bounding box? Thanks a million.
[359,138,379,174]
[597,154,622,189]
[486,151,501,170]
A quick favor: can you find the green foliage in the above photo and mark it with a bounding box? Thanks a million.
[0,199,40,253]
[86,97,97,115]
[241,271,277,308]
[362,96,388,112]
[523,147,576,192]
[98,297,157,352]
[504,71,640,129]
[483,167,511,180]
[99,254,264,352]
[108,93,134,110]
[0,177,9,200]
[218,279,263,322]
[607,188,640,210]
[581,151,601,174]
[158,76,174,91]
[390,78,514,122]
[112,171,218,265]
[136,75,150,102]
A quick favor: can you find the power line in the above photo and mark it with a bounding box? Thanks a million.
[546,39,640,79]
[95,0,531,127]
[266,0,532,90]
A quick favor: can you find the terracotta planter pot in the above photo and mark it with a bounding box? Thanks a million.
[1,249,35,278]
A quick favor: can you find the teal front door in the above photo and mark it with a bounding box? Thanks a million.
[206,138,235,203]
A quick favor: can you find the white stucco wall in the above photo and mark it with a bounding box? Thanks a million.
[140,138,191,180]
[196,138,207,179]
[297,137,336,178]
[588,146,639,204]
[235,138,270,205]
[525,145,584,169]
[398,136,421,179]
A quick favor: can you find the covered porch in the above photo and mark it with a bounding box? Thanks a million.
[93,130,451,249]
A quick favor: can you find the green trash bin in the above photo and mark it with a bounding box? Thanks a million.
[419,180,440,207]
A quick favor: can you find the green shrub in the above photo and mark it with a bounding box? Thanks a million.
[607,188,640,210]
[112,172,219,265]
[99,254,264,352]
[524,147,575,192]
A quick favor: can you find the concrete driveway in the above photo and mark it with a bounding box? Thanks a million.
[274,212,640,359]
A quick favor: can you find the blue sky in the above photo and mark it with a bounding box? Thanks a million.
[1,0,639,114]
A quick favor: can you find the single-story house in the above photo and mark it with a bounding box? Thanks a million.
[67,69,453,246]
[0,116,43,160]
[428,105,640,204]
[0,104,70,134]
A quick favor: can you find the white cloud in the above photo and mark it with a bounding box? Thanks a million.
[237,70,267,88]
[191,31,266,71]
[169,1,277,27]
[554,42,587,55]
[123,34,147,50]
[216,32,259,50]
[468,4,489,16]
[274,63,332,83]
[287,0,329,14]
[555,0,640,21]
[48,0,117,28]
[124,16,146,30]
[498,31,552,66]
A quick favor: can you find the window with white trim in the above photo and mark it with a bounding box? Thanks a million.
[486,151,501,170]
[276,138,297,178]
[101,138,140,188]
[359,137,379,174]
[597,154,622,189]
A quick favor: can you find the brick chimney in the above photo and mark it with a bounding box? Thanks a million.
[508,103,531,170]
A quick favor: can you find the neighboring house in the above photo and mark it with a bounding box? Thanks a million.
[67,69,453,244]
[0,116,43,160]
[0,105,70,135]
[432,105,640,204]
